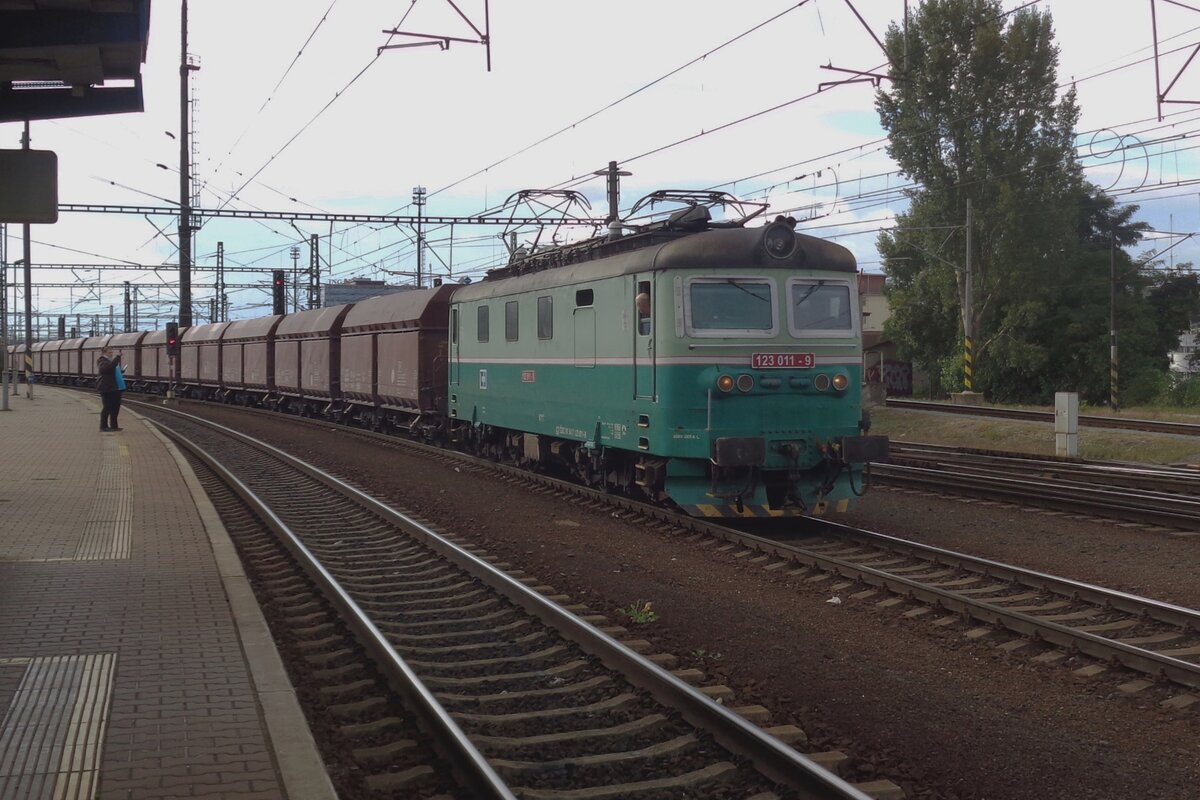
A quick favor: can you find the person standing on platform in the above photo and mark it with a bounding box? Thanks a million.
[96,347,124,432]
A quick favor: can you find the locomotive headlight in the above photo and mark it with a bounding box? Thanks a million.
[831,373,849,391]
[814,373,831,391]
[762,222,797,260]
[717,374,735,392]
[736,374,754,392]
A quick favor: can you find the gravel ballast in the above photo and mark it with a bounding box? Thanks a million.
[180,405,1200,800]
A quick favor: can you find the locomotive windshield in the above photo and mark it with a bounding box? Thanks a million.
[788,280,854,334]
[685,278,776,336]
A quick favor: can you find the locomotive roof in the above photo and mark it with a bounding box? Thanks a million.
[453,224,856,300]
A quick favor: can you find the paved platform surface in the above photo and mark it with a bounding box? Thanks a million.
[0,386,335,800]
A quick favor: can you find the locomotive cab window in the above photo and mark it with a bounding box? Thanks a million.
[477,306,489,342]
[506,300,519,342]
[537,296,553,339]
[635,281,651,335]
[683,277,777,338]
[786,279,856,338]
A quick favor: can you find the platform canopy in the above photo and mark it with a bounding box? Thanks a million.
[0,0,151,123]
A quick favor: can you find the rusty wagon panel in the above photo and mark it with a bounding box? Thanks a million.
[181,322,231,389]
[339,285,454,413]
[275,304,352,400]
[107,331,147,383]
[223,315,282,392]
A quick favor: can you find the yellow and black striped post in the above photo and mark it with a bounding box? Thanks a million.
[23,350,33,399]
[963,337,974,392]
[1110,342,1119,412]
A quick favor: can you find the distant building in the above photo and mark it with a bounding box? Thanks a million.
[859,272,913,398]
[1170,325,1199,374]
[321,279,412,307]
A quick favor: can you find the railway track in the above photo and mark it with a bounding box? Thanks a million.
[139,403,886,800]
[774,521,1200,693]
[180,449,464,798]
[884,397,1200,436]
[876,443,1200,530]
[141,398,1200,702]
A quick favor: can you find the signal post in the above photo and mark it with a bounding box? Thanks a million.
[165,321,179,402]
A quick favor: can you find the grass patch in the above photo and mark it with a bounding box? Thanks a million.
[873,407,1200,465]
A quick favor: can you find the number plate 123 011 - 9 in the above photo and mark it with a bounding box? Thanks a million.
[751,352,815,369]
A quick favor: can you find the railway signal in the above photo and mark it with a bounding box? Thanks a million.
[165,321,180,357]
[272,270,285,315]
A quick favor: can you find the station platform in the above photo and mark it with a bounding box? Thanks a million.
[0,386,335,800]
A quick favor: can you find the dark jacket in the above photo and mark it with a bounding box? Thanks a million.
[96,354,122,393]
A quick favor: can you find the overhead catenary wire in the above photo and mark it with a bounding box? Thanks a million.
[26,1,1200,319]
[209,0,343,183]
[207,3,422,221]
[185,1,1200,286]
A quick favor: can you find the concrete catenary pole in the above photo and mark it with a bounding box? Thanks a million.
[1,223,8,411]
[178,0,195,327]
[290,245,300,312]
[308,234,320,309]
[1110,224,1119,411]
[413,186,426,288]
[963,198,974,393]
[22,121,33,399]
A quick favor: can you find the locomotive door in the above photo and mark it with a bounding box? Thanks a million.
[633,276,656,400]
[573,307,596,366]
[449,308,460,386]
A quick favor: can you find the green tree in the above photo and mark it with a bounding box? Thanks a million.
[1021,185,1151,405]
[1146,269,1200,364]
[876,0,1083,399]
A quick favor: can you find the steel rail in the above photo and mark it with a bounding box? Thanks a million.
[136,399,1200,692]
[810,519,1200,687]
[885,397,1200,436]
[872,462,1200,529]
[891,442,1200,482]
[941,460,1200,496]
[152,421,519,800]
[146,404,874,800]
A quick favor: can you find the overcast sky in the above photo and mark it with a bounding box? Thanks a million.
[4,0,1200,328]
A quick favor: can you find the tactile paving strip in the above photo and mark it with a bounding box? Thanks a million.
[74,440,132,560]
[0,654,116,800]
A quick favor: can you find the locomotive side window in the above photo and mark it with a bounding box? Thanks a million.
[506,301,519,342]
[636,281,651,335]
[450,308,458,344]
[787,279,855,337]
[575,289,593,307]
[537,296,553,339]
[477,306,489,342]
[684,277,777,337]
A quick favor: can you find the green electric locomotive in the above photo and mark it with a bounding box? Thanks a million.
[446,192,888,518]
